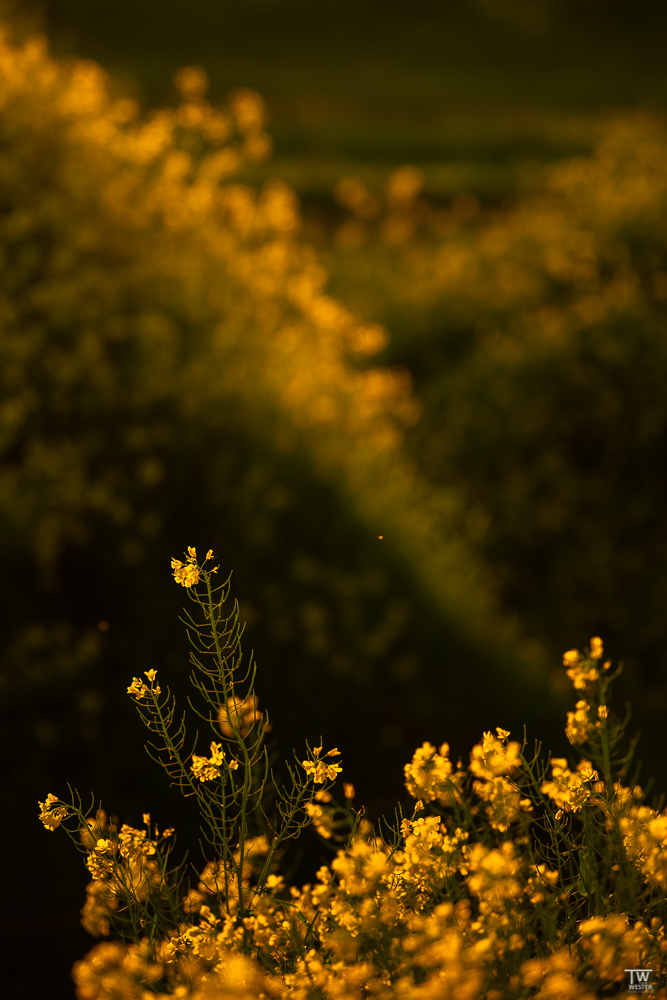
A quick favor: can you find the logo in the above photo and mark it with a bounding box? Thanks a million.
[625,969,653,993]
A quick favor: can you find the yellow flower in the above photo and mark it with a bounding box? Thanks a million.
[302,753,343,783]
[38,793,68,831]
[142,669,161,695]
[474,776,525,832]
[621,804,667,889]
[589,636,604,660]
[172,560,200,587]
[171,548,201,586]
[190,741,238,782]
[305,802,336,839]
[217,692,269,738]
[127,676,149,699]
[469,730,522,779]
[565,700,592,745]
[565,655,600,692]
[404,741,463,805]
[541,758,598,814]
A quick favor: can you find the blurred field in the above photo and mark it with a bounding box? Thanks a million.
[41,0,667,208]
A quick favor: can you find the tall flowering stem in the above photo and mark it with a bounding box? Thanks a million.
[134,546,342,926]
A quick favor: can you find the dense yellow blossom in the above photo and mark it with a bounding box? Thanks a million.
[403,741,464,805]
[473,776,526,832]
[541,758,598,815]
[390,815,470,907]
[579,914,657,987]
[171,557,200,588]
[621,804,667,890]
[467,841,522,910]
[521,948,597,1000]
[469,728,522,780]
[39,543,667,1000]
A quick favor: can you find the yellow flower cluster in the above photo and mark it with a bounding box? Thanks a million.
[68,803,667,1000]
[565,699,593,745]
[521,949,596,1000]
[559,637,616,751]
[190,741,239,782]
[301,746,343,784]
[469,728,522,780]
[579,914,659,987]
[305,800,337,840]
[403,741,463,805]
[391,815,470,907]
[56,762,667,1000]
[541,758,599,817]
[126,668,161,699]
[218,691,270,738]
[171,546,201,588]
[473,776,530,833]
[563,648,601,692]
[37,792,68,831]
[76,811,166,938]
[42,611,667,1000]
[467,841,522,911]
[620,804,667,890]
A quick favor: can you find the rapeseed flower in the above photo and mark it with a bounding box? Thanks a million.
[38,792,68,831]
[40,540,667,1000]
[190,740,239,781]
[404,741,463,804]
[563,639,609,692]
[126,670,161,698]
[126,676,149,698]
[469,728,522,779]
[565,699,593,745]
[473,776,526,832]
[305,801,336,839]
[541,758,598,815]
[620,804,667,889]
[302,747,343,783]
[218,691,270,737]
[171,557,200,588]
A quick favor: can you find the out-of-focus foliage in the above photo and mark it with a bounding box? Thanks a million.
[0,22,541,816]
[327,114,667,703]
